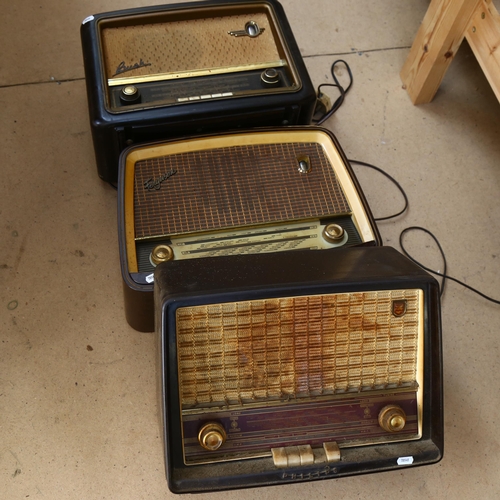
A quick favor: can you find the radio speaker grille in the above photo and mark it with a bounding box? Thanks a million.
[176,289,421,407]
[102,13,280,80]
[134,142,350,239]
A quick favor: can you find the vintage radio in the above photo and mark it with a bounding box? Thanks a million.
[118,127,381,332]
[81,0,317,182]
[155,246,443,493]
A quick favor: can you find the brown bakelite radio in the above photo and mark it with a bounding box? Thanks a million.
[118,127,381,332]
[81,0,317,182]
[155,246,443,493]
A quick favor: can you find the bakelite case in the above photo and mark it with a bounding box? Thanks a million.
[81,0,317,182]
[155,246,443,493]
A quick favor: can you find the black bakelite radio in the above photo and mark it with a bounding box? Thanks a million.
[155,246,443,493]
[81,0,317,182]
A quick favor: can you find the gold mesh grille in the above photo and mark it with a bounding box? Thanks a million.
[101,12,280,80]
[176,290,421,407]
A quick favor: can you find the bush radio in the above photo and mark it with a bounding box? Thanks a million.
[155,245,443,493]
[118,127,381,331]
[81,0,317,182]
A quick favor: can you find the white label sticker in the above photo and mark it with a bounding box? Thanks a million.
[397,456,414,466]
[82,15,94,24]
[146,273,155,284]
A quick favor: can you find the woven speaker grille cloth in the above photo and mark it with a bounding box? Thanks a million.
[176,290,421,407]
[102,12,280,79]
[134,142,350,239]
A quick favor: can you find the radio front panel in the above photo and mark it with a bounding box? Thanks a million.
[176,289,424,465]
[122,128,380,275]
[99,6,298,112]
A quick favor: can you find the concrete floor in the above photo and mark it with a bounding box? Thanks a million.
[1,0,500,498]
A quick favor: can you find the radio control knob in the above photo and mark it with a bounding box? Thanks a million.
[261,68,281,87]
[322,224,345,243]
[150,244,174,265]
[245,20,262,37]
[120,85,141,104]
[198,422,227,451]
[297,155,312,174]
[378,405,407,433]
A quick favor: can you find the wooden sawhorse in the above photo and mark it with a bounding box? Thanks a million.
[401,0,500,104]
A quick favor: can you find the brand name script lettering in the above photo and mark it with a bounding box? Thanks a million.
[144,169,177,191]
[114,58,151,76]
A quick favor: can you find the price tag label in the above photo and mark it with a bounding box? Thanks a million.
[397,456,414,466]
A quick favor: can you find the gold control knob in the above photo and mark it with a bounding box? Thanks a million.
[198,422,227,451]
[322,223,345,243]
[378,405,407,432]
[150,244,174,266]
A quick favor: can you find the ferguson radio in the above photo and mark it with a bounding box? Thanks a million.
[118,127,381,332]
[155,245,443,493]
[81,0,317,182]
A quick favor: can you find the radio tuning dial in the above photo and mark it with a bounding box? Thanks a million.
[378,405,407,433]
[198,422,227,451]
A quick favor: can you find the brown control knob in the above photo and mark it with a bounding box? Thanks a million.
[150,244,174,266]
[378,405,407,432]
[198,422,227,451]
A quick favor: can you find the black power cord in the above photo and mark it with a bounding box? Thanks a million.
[351,159,499,304]
[314,59,499,305]
[349,159,409,221]
[399,226,500,304]
[399,226,448,299]
[313,60,353,125]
